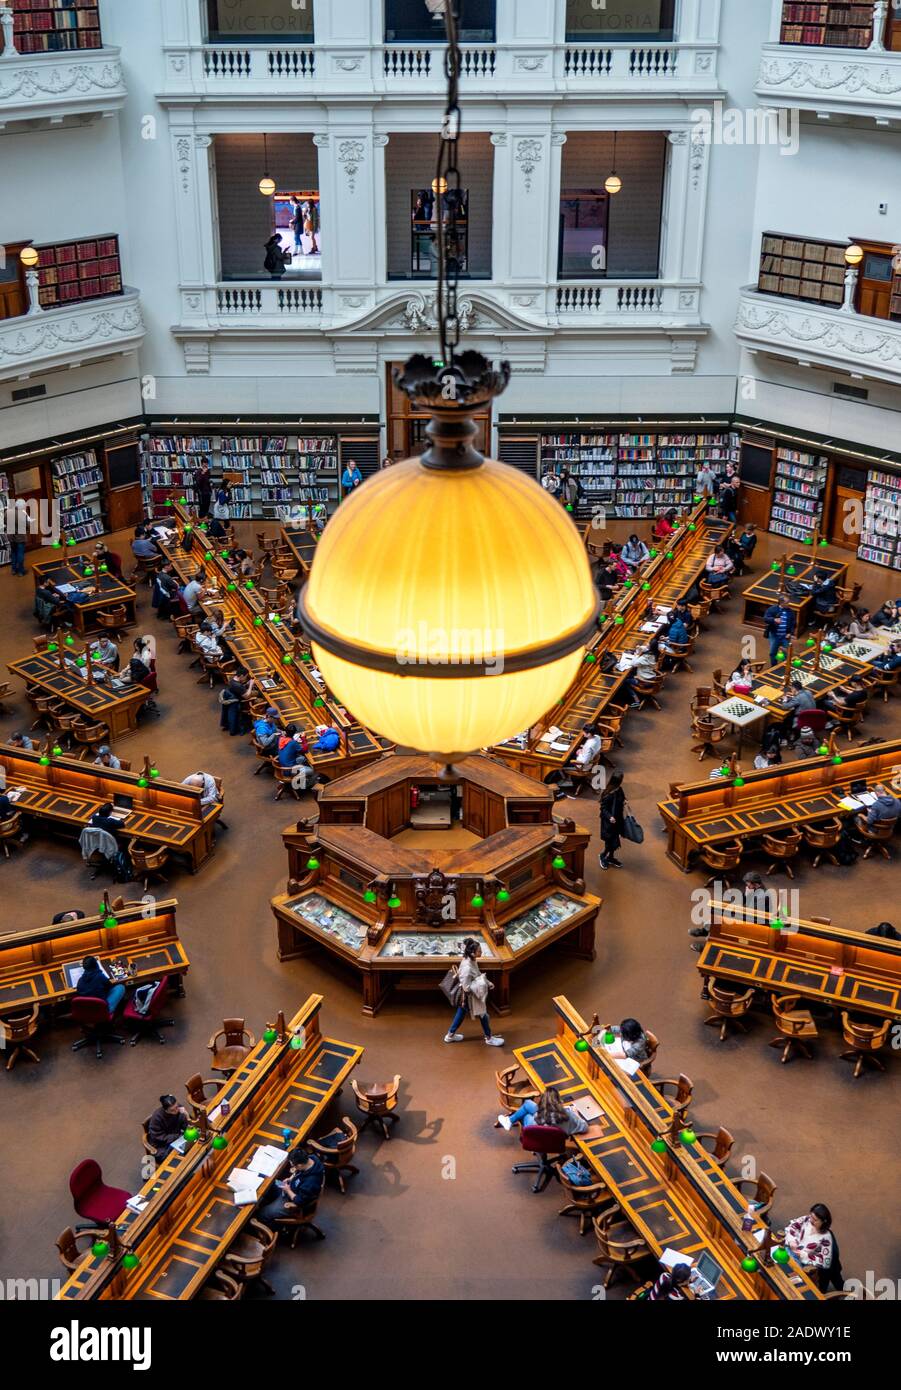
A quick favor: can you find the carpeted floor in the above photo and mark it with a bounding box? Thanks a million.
[0,523,898,1301]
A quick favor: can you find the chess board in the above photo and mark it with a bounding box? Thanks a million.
[833,640,884,664]
[709,696,767,727]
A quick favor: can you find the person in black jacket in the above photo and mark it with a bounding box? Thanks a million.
[76,955,125,1013]
[257,1147,325,1230]
[599,769,627,870]
[763,600,796,666]
[90,802,123,837]
[147,1095,189,1164]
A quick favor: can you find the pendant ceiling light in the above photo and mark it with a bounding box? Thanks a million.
[259,134,276,197]
[299,3,598,760]
[605,131,622,196]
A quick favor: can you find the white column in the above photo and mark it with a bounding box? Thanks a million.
[497,0,557,43]
[662,132,690,281]
[316,121,379,287]
[25,270,42,315]
[870,0,888,52]
[0,7,19,57]
[766,0,784,44]
[504,128,556,285]
[314,0,375,44]
[679,0,723,42]
[841,267,860,314]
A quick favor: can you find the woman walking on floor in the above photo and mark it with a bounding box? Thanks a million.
[444,938,504,1047]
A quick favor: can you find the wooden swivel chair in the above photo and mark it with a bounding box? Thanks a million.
[761,828,803,879]
[185,1072,222,1118]
[690,685,714,717]
[267,1199,326,1247]
[0,812,25,858]
[769,993,817,1063]
[836,581,863,615]
[694,1126,735,1165]
[557,1167,615,1234]
[868,667,898,703]
[567,755,602,798]
[222,1218,277,1295]
[704,980,755,1041]
[733,1172,777,1220]
[0,681,14,715]
[2,1004,40,1070]
[830,703,866,741]
[663,637,695,674]
[652,1073,693,1124]
[198,1271,243,1301]
[591,1207,651,1288]
[495,1064,539,1116]
[638,1030,660,1077]
[632,670,665,712]
[856,816,896,861]
[207,1019,255,1077]
[309,1118,359,1193]
[699,578,731,611]
[127,838,169,891]
[698,839,744,889]
[840,1012,891,1078]
[56,1225,107,1272]
[803,817,843,869]
[690,711,728,761]
[351,1075,401,1139]
[71,719,110,757]
[96,606,128,642]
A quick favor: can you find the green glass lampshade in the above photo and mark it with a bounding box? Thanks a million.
[179,496,187,505]
[614,615,624,626]
[470,894,484,909]
[679,1128,697,1145]
[301,651,312,661]
[67,537,76,545]
[688,523,697,532]
[642,582,651,591]
[822,643,833,653]
[122,1252,140,1271]
[211,1134,228,1151]
[150,768,159,778]
[91,1241,109,1259]
[665,551,674,560]
[47,644,58,653]
[802,535,812,545]
[52,541,62,550]
[771,561,780,571]
[552,855,566,869]
[565,503,574,512]
[272,615,281,625]
[792,659,803,668]
[623,579,633,589]
[388,895,401,910]
[650,1138,667,1154]
[83,567,94,577]
[39,756,50,767]
[263,1028,278,1044]
[254,616,263,626]
[184,525,192,535]
[290,1034,304,1050]
[76,657,86,668]
[99,563,108,573]
[649,548,658,558]
[314,697,325,707]
[603,1030,615,1044]
[741,1256,759,1273]
[65,636,75,646]
[496,889,510,903]
[52,745,62,756]
[245,580,254,590]
[693,494,702,503]
[806,637,816,647]
[584,652,596,664]
[282,654,293,665]
[817,744,829,756]
[733,777,745,787]
[819,538,829,547]
[205,551,213,561]
[772,1246,790,1265]
[137,778,148,788]
[104,916,118,929]
[227,583,237,592]
[786,566,797,577]
[832,754,843,765]
[574,1038,589,1053]
[306,857,320,871]
[363,889,377,904]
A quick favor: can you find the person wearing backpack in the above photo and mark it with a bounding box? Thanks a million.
[443,938,504,1046]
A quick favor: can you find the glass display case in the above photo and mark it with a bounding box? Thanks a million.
[504,894,582,953]
[377,933,495,961]
[287,894,368,952]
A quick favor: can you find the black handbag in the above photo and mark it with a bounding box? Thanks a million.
[439,966,463,1008]
[621,810,644,845]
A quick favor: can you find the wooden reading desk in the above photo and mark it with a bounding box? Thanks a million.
[280,522,318,580]
[696,903,901,1024]
[742,551,848,634]
[0,746,221,872]
[8,649,148,740]
[32,555,137,638]
[56,995,362,1301]
[491,499,732,779]
[515,996,822,1301]
[751,644,871,721]
[658,738,901,870]
[0,897,189,1019]
[157,506,391,777]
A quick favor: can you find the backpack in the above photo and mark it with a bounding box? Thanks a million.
[561,1157,595,1186]
[835,825,859,866]
[113,847,132,882]
[132,981,159,1016]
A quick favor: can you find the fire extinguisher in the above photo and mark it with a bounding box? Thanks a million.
[410,785,420,811]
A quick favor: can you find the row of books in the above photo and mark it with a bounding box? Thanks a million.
[858,469,901,570]
[769,447,827,542]
[538,430,739,517]
[141,431,342,519]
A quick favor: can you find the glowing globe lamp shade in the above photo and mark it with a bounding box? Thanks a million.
[604,172,622,196]
[259,174,276,198]
[844,243,864,267]
[301,393,597,758]
[20,245,40,269]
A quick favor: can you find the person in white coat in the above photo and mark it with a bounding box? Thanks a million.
[444,938,504,1046]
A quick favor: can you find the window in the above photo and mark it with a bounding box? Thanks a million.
[206,0,313,44]
[385,0,495,44]
[273,192,322,275]
[411,188,469,277]
[386,133,492,280]
[565,0,675,43]
[559,132,666,279]
[558,191,609,279]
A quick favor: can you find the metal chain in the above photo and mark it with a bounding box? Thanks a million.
[435,2,462,369]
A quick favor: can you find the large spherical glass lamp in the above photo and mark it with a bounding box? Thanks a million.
[300,354,598,759]
[19,246,40,268]
[844,244,864,267]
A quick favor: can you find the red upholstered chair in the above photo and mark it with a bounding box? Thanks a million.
[70,995,126,1059]
[511,1124,569,1193]
[68,1160,132,1229]
[123,975,175,1047]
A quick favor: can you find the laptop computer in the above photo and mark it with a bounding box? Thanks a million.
[690,1251,724,1299]
[571,1095,603,1124]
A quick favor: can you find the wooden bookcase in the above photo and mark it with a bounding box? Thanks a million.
[36,235,123,310]
[858,468,901,569]
[779,2,874,47]
[758,232,847,306]
[9,0,102,54]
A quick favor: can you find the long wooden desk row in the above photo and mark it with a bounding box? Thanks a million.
[697,903,901,1024]
[8,648,149,740]
[516,996,822,1301]
[742,550,849,634]
[0,897,189,1018]
[158,506,392,777]
[279,522,318,580]
[57,995,363,1301]
[658,737,901,870]
[491,498,732,779]
[0,746,221,872]
[752,643,871,720]
[32,553,138,638]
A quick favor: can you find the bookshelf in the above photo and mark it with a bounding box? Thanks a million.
[36,236,123,310]
[890,262,901,322]
[51,449,105,543]
[770,447,829,542]
[535,430,738,520]
[758,233,847,306]
[779,2,874,47]
[0,474,9,567]
[858,468,901,569]
[141,432,340,521]
[9,0,102,54]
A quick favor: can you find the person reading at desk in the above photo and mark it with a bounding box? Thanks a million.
[823,675,868,718]
[648,1263,693,1300]
[756,745,783,769]
[94,542,123,579]
[131,531,160,563]
[94,745,121,771]
[258,1147,325,1231]
[617,640,660,709]
[704,545,734,588]
[848,609,876,639]
[865,783,900,830]
[195,619,225,661]
[823,617,850,648]
[277,725,308,770]
[784,1204,834,1282]
[652,507,678,542]
[220,670,254,737]
[726,659,755,696]
[873,600,901,628]
[595,1017,650,1064]
[805,571,838,624]
[254,707,282,754]
[151,564,181,621]
[621,534,650,570]
[780,676,817,728]
[91,803,124,837]
[0,791,28,844]
[34,578,73,630]
[147,1095,189,1165]
[7,732,33,750]
[182,569,207,614]
[76,954,126,1015]
[496,1084,590,1136]
[91,636,120,671]
[873,640,901,673]
[182,772,219,812]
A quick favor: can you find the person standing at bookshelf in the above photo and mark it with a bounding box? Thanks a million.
[696,462,717,498]
[341,459,363,494]
[196,461,212,518]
